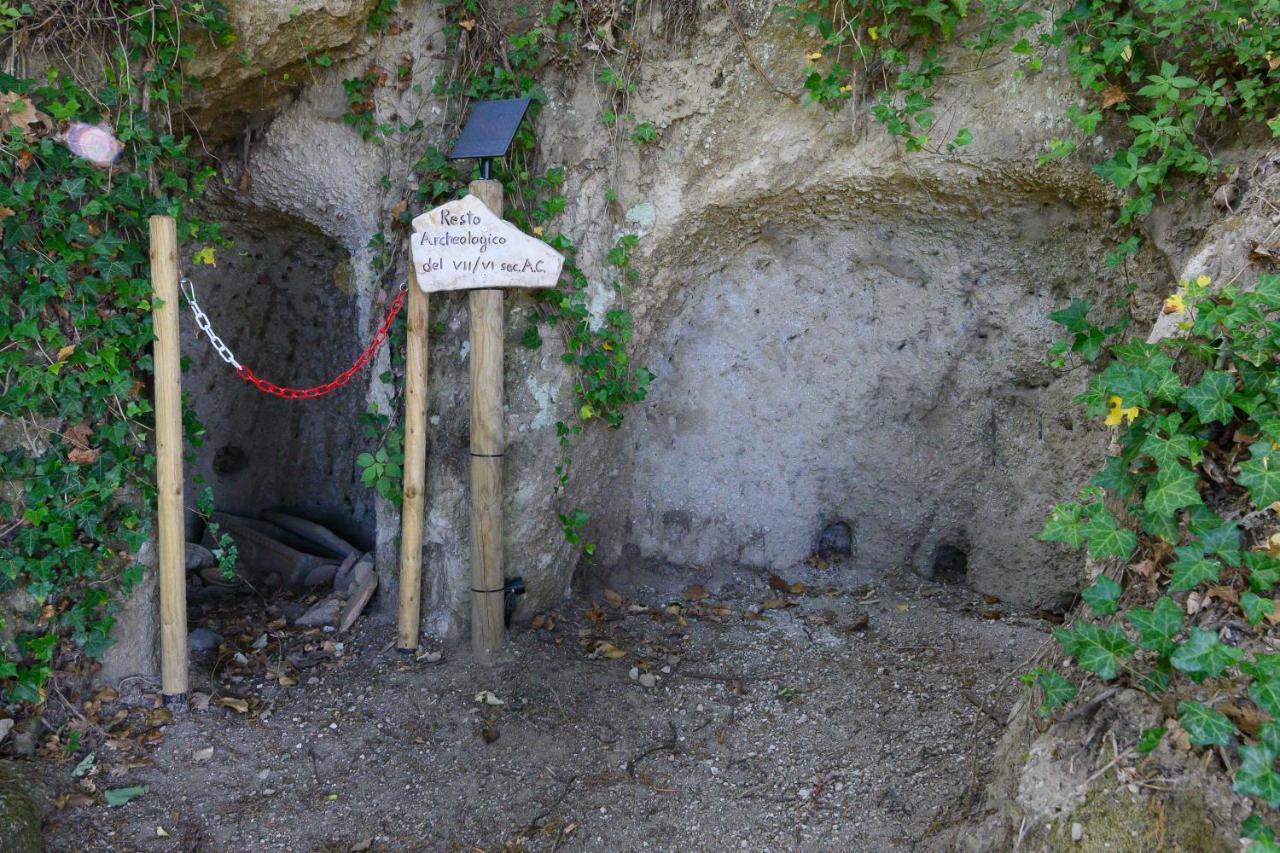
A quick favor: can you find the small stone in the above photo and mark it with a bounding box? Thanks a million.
[350,558,374,587]
[192,746,214,763]
[1071,823,1083,842]
[628,667,639,681]
[304,563,338,588]
[200,566,237,587]
[185,543,216,571]
[295,597,341,627]
[332,552,361,592]
[638,673,657,688]
[187,628,222,653]
[0,719,12,744]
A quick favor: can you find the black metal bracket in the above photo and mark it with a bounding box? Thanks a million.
[503,576,526,627]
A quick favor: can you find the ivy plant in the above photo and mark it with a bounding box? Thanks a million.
[1039,275,1280,834]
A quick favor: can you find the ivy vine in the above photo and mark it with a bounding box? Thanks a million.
[0,3,232,703]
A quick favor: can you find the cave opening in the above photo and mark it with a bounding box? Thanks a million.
[178,205,380,645]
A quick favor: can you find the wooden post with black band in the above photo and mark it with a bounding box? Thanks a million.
[406,162,563,661]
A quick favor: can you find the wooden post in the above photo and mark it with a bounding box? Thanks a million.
[468,179,506,662]
[397,257,430,651]
[149,215,188,708]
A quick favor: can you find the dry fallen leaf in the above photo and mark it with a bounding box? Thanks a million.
[684,584,709,600]
[767,575,790,591]
[604,588,624,609]
[56,344,75,362]
[848,612,870,632]
[1267,600,1280,627]
[1185,590,1205,615]
[759,598,788,611]
[1101,84,1128,108]
[459,17,476,30]
[1165,717,1192,751]
[68,446,100,464]
[1221,701,1266,736]
[1207,584,1239,604]
[593,641,627,659]
[215,697,249,714]
[190,692,211,712]
[0,92,53,141]
[62,423,92,449]
[1251,242,1280,265]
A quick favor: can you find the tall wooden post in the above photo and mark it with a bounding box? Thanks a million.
[149,216,188,708]
[468,179,506,662]
[397,258,430,651]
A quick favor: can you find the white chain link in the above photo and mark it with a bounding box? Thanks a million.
[179,278,241,370]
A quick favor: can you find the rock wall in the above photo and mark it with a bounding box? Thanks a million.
[169,0,1180,645]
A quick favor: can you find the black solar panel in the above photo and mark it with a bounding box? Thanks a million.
[447,98,533,160]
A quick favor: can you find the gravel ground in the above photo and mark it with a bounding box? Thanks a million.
[39,560,1053,852]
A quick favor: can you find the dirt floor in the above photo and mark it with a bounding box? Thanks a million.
[36,560,1055,851]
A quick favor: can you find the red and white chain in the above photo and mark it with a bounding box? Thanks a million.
[180,277,406,400]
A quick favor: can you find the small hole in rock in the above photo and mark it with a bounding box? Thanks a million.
[930,544,969,585]
[816,520,853,559]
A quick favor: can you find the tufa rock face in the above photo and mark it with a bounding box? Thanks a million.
[185,0,379,143]
[145,0,1184,650]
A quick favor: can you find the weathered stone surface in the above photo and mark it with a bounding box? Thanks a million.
[0,759,46,853]
[185,0,379,143]
[98,542,159,684]
[185,543,216,571]
[171,0,1199,642]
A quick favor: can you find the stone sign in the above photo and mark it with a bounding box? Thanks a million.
[410,194,564,294]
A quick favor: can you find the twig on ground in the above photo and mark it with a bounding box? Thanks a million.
[1054,686,1119,725]
[626,721,679,779]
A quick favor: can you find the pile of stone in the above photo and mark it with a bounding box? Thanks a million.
[185,510,377,632]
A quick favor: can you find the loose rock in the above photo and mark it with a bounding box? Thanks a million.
[295,598,342,628]
[187,628,223,653]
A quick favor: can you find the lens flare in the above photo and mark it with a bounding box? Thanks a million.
[66,123,123,167]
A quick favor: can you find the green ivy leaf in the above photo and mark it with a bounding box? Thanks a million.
[1198,521,1242,567]
[1081,510,1138,560]
[1140,428,1201,469]
[1040,502,1086,550]
[1054,623,1134,680]
[1081,575,1122,616]
[1243,591,1275,626]
[1171,627,1243,681]
[1036,669,1077,716]
[1236,743,1280,807]
[1240,444,1280,507]
[1135,725,1166,754]
[1168,547,1221,591]
[1253,678,1280,718]
[1242,813,1276,843]
[1247,552,1280,593]
[1126,596,1182,653]
[1181,371,1236,424]
[1143,464,1202,518]
[1177,700,1235,747]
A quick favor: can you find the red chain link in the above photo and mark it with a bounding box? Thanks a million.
[235,289,406,399]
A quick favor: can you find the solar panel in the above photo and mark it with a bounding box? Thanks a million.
[447,98,533,160]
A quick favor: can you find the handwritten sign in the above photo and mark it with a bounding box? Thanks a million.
[410,195,564,294]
